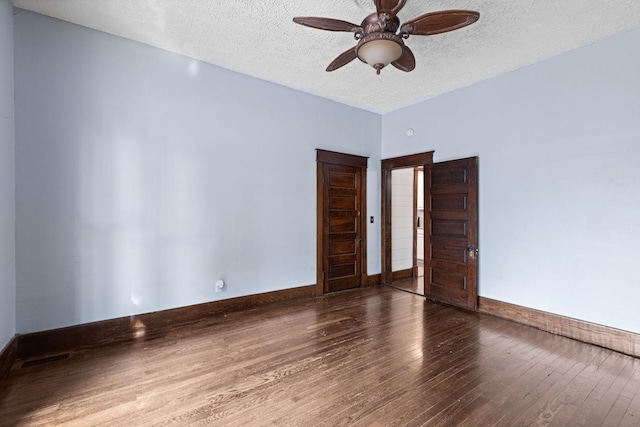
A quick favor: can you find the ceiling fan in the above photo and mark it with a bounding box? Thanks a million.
[293,0,479,75]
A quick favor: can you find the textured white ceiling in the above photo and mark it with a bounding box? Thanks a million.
[12,0,640,113]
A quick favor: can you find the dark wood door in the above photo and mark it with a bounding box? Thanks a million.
[316,149,368,295]
[322,163,362,292]
[425,157,478,309]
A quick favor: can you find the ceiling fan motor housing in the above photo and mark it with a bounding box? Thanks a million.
[361,12,400,34]
[355,13,405,73]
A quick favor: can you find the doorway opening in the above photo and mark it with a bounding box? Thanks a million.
[381,152,433,293]
[389,166,425,295]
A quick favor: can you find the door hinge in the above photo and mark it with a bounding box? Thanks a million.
[463,276,468,291]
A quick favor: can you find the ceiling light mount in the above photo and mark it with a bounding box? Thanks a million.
[354,0,376,12]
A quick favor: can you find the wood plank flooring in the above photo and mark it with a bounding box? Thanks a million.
[389,262,424,296]
[389,276,424,296]
[1,286,639,426]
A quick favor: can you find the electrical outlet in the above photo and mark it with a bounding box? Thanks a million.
[370,216,374,224]
[215,279,226,293]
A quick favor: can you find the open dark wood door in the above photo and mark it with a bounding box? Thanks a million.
[425,157,478,309]
[317,150,367,295]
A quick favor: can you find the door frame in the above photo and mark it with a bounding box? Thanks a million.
[316,149,368,296]
[381,152,434,285]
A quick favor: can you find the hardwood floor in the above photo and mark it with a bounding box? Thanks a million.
[1,286,639,426]
[390,261,424,295]
[389,276,424,296]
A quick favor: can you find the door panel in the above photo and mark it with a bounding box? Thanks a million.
[329,216,357,233]
[329,195,356,210]
[324,163,362,292]
[329,240,356,255]
[426,157,478,309]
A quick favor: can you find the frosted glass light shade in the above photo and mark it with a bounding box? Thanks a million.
[357,39,403,68]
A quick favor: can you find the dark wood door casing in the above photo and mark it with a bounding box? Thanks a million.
[316,149,368,295]
[381,152,434,286]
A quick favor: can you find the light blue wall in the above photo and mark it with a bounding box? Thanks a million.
[13,8,638,337]
[0,0,16,349]
[14,11,381,333]
[382,28,640,334]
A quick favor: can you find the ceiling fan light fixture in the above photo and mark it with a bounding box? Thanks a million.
[293,1,479,75]
[356,32,403,74]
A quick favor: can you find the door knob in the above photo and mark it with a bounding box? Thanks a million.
[467,245,476,260]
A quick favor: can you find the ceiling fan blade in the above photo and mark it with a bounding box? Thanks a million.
[293,17,362,33]
[400,10,480,36]
[375,0,406,15]
[326,47,358,72]
[391,46,415,72]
